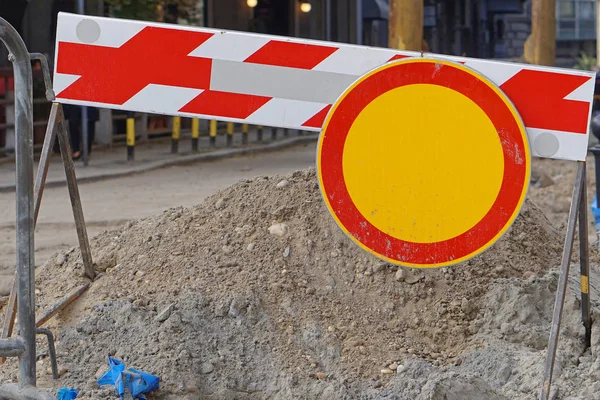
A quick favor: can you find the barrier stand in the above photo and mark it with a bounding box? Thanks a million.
[242,123,249,145]
[171,116,181,153]
[257,125,264,142]
[540,161,592,400]
[126,111,135,161]
[271,127,277,140]
[226,122,234,147]
[209,120,217,147]
[191,118,200,152]
[0,17,54,400]
[590,146,600,238]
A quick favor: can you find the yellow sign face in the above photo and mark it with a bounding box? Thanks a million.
[317,59,530,268]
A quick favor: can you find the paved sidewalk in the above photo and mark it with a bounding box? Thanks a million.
[0,128,318,192]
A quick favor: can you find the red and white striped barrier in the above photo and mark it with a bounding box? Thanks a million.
[53,12,596,161]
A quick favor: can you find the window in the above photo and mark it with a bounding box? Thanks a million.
[557,0,596,40]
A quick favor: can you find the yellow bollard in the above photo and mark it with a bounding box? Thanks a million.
[191,118,199,152]
[171,116,181,153]
[226,122,234,147]
[126,112,135,161]
[257,125,263,142]
[209,120,217,147]
[242,123,249,145]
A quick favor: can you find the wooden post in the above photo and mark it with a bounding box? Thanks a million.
[530,0,556,66]
[388,0,423,51]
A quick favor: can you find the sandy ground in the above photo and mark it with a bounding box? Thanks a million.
[0,142,317,291]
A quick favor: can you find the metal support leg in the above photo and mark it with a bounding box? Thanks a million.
[56,104,95,281]
[578,163,592,348]
[540,161,586,400]
[35,329,58,380]
[0,103,60,365]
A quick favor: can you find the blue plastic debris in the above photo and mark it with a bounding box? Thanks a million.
[97,357,159,399]
[592,195,600,230]
[57,387,78,400]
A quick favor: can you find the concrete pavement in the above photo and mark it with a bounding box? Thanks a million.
[0,128,318,192]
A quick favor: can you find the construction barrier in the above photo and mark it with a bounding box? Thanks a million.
[47,12,597,400]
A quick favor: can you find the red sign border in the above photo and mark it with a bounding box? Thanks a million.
[317,58,531,268]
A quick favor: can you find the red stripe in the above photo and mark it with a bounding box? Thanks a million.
[57,27,213,105]
[244,40,338,69]
[388,54,410,62]
[302,105,332,128]
[180,91,271,119]
[500,70,592,134]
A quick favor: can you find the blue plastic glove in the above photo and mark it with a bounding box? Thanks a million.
[57,388,78,400]
[97,357,159,399]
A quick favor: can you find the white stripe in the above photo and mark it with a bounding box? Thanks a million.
[54,74,81,96]
[246,99,329,130]
[564,75,596,102]
[313,47,419,75]
[527,128,590,161]
[122,85,203,114]
[57,13,145,48]
[188,32,269,61]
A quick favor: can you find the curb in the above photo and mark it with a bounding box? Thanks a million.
[0,135,318,193]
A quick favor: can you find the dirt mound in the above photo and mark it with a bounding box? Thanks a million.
[0,168,568,399]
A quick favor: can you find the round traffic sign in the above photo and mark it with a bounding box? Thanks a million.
[317,58,530,268]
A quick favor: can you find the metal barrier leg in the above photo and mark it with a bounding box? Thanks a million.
[540,161,586,400]
[0,16,55,399]
[578,163,592,348]
[0,103,60,365]
[191,118,199,152]
[56,104,95,281]
[35,329,58,380]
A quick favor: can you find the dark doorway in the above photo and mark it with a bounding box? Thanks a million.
[249,0,290,35]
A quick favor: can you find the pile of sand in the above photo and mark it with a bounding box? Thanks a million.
[0,168,596,400]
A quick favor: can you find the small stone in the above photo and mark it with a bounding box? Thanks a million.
[200,362,214,374]
[283,247,291,258]
[523,271,535,280]
[395,269,406,282]
[95,365,109,380]
[396,365,406,373]
[58,368,68,377]
[222,245,234,255]
[269,223,288,237]
[381,368,394,375]
[316,372,326,380]
[56,254,67,266]
[215,198,226,209]
[461,298,472,314]
[155,304,174,323]
[276,180,289,188]
[306,287,316,295]
[247,243,256,251]
[135,270,145,277]
[405,273,422,284]
[388,362,398,371]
